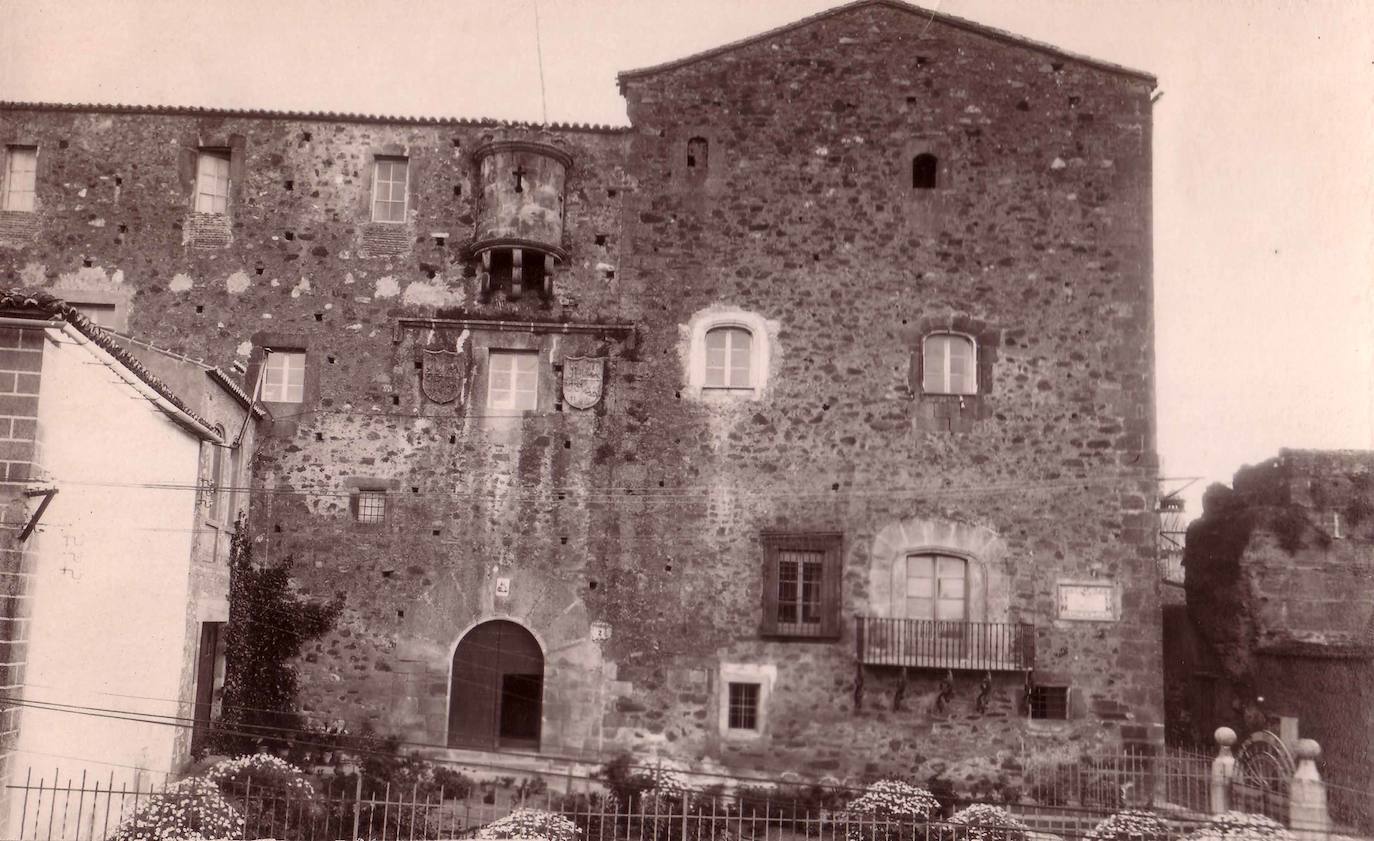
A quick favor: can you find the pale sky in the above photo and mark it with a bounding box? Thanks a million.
[1,0,1371,518]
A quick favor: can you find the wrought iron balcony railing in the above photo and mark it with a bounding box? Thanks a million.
[856,617,1034,671]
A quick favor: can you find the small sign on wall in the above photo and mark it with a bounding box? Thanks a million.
[590,621,612,642]
[1056,582,1116,621]
[495,577,511,598]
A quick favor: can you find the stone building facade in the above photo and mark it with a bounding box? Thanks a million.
[0,0,1161,790]
[1179,449,1374,807]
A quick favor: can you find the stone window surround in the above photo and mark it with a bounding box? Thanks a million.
[904,314,999,401]
[246,331,323,426]
[901,137,951,195]
[179,134,246,212]
[473,332,553,417]
[671,127,723,193]
[717,662,775,741]
[865,516,1012,625]
[361,143,417,221]
[681,306,776,401]
[344,477,400,527]
[193,147,232,214]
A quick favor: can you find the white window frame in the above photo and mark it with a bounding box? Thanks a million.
[703,326,753,390]
[902,553,968,621]
[194,149,231,214]
[261,350,306,404]
[2,146,37,212]
[487,350,539,411]
[922,332,978,395]
[372,156,409,223]
[684,307,773,399]
[717,662,775,741]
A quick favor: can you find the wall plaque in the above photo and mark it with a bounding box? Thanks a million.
[495,577,511,598]
[1057,582,1116,621]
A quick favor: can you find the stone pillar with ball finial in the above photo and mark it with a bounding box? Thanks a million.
[1289,738,1330,840]
[1211,726,1237,814]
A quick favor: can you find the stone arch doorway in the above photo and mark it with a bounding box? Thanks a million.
[448,620,543,750]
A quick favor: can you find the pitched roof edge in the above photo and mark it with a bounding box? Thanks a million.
[617,0,1156,87]
[0,101,631,134]
[0,290,221,437]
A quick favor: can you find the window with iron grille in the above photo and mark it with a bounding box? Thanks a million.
[1029,685,1069,720]
[761,533,842,639]
[355,490,387,525]
[727,682,760,731]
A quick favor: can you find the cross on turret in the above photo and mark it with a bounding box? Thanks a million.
[512,164,527,193]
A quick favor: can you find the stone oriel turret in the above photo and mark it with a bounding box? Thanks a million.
[470,140,571,301]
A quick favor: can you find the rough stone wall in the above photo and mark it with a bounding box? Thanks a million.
[612,3,1159,784]
[0,0,1161,793]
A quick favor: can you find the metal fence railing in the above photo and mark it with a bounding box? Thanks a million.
[855,618,1034,671]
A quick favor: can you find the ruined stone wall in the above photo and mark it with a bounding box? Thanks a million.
[0,0,1160,793]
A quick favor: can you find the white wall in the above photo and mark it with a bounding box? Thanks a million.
[14,331,202,793]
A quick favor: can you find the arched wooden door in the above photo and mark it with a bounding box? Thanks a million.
[448,620,543,750]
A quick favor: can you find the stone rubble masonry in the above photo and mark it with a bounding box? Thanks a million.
[0,2,1161,792]
[0,325,44,792]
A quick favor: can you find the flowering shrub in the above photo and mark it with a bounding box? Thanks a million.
[1087,810,1171,841]
[845,780,940,841]
[205,753,316,798]
[477,808,583,841]
[943,804,1029,841]
[1184,811,1294,841]
[110,777,243,841]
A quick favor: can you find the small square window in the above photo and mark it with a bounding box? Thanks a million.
[487,350,538,411]
[355,490,386,524]
[922,333,978,395]
[1029,685,1069,720]
[727,682,760,731]
[372,157,409,223]
[261,350,306,403]
[2,146,38,212]
[195,149,231,214]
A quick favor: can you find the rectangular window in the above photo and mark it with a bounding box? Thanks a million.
[195,149,231,214]
[761,533,842,638]
[261,350,306,403]
[922,333,978,395]
[703,326,753,389]
[1029,685,1070,720]
[904,554,967,621]
[487,350,538,411]
[2,146,37,212]
[727,682,760,731]
[372,157,409,223]
[355,490,387,524]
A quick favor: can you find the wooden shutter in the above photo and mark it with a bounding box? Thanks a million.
[820,536,843,638]
[760,539,781,636]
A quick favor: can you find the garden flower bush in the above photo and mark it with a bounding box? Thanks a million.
[943,803,1029,841]
[844,779,940,841]
[205,753,316,798]
[1087,809,1171,841]
[110,777,242,841]
[1184,811,1295,841]
[477,808,583,841]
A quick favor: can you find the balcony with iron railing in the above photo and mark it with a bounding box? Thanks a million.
[856,617,1034,671]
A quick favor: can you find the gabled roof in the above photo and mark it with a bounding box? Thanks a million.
[0,289,220,436]
[617,0,1155,87]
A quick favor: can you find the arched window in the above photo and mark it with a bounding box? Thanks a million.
[449,620,543,750]
[686,137,709,173]
[912,153,938,189]
[922,333,977,395]
[703,326,753,389]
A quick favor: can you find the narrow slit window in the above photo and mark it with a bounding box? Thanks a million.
[195,149,231,214]
[727,682,760,731]
[372,157,409,223]
[2,146,37,212]
[922,333,977,395]
[703,326,752,389]
[913,153,938,189]
[686,137,709,172]
[488,350,539,411]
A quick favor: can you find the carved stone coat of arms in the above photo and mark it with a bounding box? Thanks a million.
[562,356,604,409]
[421,348,464,404]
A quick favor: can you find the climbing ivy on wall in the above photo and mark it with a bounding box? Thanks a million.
[212,515,342,755]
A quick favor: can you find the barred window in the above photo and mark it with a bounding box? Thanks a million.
[1029,685,1069,720]
[355,490,387,525]
[727,682,760,731]
[761,533,841,639]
